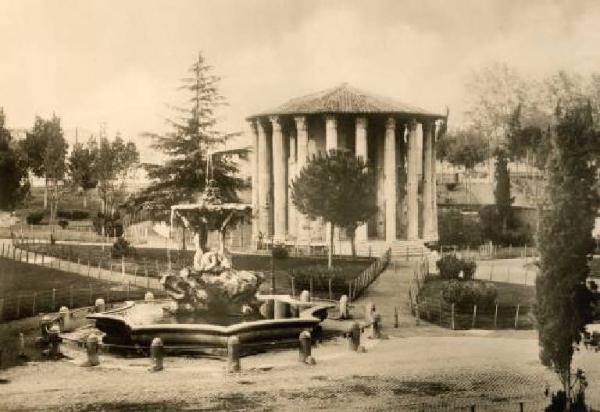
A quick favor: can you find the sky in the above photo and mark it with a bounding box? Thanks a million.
[1,0,600,162]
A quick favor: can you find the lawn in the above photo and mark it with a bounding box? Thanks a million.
[419,278,536,307]
[0,257,148,322]
[416,278,536,329]
[17,243,375,299]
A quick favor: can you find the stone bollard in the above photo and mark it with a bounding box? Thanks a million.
[149,337,163,372]
[58,306,70,332]
[259,299,275,319]
[94,298,106,313]
[47,324,61,359]
[371,313,382,339]
[364,302,375,324]
[339,295,349,319]
[299,290,311,303]
[39,315,52,344]
[274,300,289,319]
[227,336,241,373]
[83,334,100,367]
[289,304,300,318]
[145,291,155,302]
[299,330,315,364]
[18,332,26,358]
[348,322,361,352]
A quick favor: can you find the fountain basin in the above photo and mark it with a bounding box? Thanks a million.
[87,295,333,349]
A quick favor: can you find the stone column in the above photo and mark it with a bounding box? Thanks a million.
[355,117,368,243]
[271,116,286,242]
[384,117,397,243]
[406,119,420,240]
[422,121,434,241]
[325,115,338,152]
[288,132,297,238]
[249,121,260,244]
[257,119,271,238]
[325,115,338,246]
[432,121,440,240]
[295,116,310,242]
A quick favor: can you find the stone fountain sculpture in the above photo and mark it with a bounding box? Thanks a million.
[160,180,263,315]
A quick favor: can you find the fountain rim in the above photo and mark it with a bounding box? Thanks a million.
[86,295,334,336]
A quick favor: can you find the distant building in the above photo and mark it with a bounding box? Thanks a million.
[247,83,446,256]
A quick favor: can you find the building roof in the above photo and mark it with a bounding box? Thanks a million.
[249,83,445,120]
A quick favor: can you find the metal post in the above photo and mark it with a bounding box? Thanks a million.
[451,303,455,330]
[16,295,21,318]
[69,286,73,308]
[514,304,520,329]
[394,306,399,328]
[471,304,477,329]
[32,292,36,316]
[51,288,56,311]
[328,278,333,301]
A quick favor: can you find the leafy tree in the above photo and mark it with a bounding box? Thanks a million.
[21,115,68,222]
[536,102,598,408]
[134,52,246,248]
[90,134,139,215]
[437,127,489,204]
[0,108,27,209]
[464,62,531,150]
[68,139,98,208]
[291,149,378,267]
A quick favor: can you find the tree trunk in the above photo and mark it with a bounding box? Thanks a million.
[350,228,356,257]
[218,230,226,255]
[43,179,48,209]
[328,222,334,269]
[181,226,186,251]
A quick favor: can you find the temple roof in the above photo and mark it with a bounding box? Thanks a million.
[249,83,445,119]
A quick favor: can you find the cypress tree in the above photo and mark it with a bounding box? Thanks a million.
[536,102,598,408]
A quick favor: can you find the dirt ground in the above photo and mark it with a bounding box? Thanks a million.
[1,262,599,411]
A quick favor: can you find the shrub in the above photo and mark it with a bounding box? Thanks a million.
[93,212,124,237]
[438,208,482,248]
[479,205,533,247]
[437,254,477,280]
[290,265,346,292]
[441,280,497,307]
[57,219,69,229]
[57,209,90,220]
[25,210,45,225]
[111,237,134,258]
[445,182,458,191]
[271,244,288,259]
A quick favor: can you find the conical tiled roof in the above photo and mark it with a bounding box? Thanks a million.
[249,83,444,119]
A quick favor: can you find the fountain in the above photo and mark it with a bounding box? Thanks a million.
[84,157,333,353]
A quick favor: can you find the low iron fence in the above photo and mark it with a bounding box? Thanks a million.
[287,248,390,301]
[408,257,534,330]
[0,284,158,323]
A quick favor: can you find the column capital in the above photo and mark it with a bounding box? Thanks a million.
[407,118,418,131]
[385,117,396,130]
[355,116,368,128]
[325,114,337,123]
[269,116,282,131]
[294,116,307,132]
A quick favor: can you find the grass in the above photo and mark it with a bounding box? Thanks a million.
[419,278,536,307]
[0,257,111,297]
[17,243,374,299]
[416,277,536,329]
